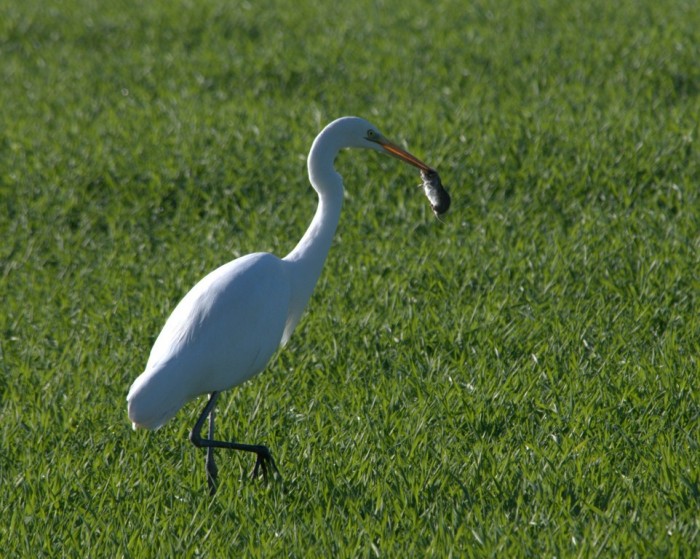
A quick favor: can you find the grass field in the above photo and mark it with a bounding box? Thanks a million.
[1,0,699,556]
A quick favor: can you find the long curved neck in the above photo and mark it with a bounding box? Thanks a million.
[283,179,343,269]
[281,129,345,341]
[284,130,345,266]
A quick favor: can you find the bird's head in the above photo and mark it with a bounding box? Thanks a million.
[324,116,432,172]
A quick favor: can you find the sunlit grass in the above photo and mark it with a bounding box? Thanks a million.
[1,0,698,556]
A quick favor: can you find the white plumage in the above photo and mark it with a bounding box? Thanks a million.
[127,116,431,492]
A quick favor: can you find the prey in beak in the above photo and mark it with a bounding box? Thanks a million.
[367,131,451,217]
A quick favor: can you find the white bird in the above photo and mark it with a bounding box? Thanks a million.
[127,116,432,494]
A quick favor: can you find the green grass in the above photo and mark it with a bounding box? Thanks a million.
[1,0,699,556]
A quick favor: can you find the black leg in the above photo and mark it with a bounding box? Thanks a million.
[189,391,280,494]
[205,394,218,495]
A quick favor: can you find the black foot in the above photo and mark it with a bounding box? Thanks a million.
[252,446,281,481]
[190,392,282,492]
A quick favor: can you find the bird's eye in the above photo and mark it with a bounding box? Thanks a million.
[367,129,377,139]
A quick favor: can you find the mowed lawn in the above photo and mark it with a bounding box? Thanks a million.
[1,0,698,556]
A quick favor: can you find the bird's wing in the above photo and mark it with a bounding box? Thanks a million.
[131,253,291,429]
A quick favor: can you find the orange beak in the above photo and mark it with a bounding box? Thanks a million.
[378,139,432,172]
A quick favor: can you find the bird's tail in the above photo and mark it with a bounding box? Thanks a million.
[127,365,187,430]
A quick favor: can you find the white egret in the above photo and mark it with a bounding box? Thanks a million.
[127,116,433,494]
